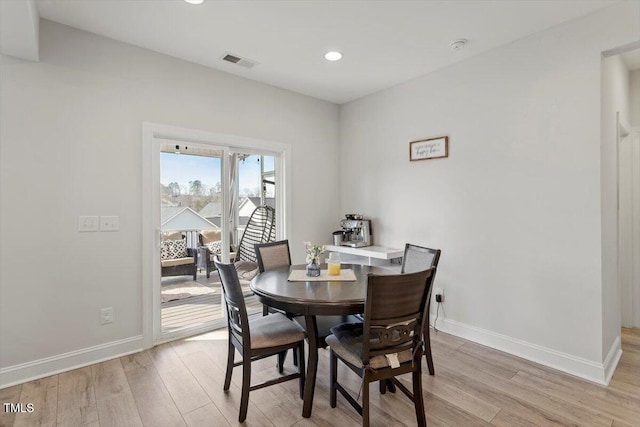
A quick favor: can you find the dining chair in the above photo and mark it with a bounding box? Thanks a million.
[254,239,359,364]
[402,243,441,375]
[255,240,292,273]
[215,259,306,423]
[326,268,435,427]
[255,239,294,340]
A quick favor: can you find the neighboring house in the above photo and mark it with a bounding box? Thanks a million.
[238,196,275,224]
[199,201,223,227]
[161,206,218,249]
[198,198,274,227]
[161,206,217,231]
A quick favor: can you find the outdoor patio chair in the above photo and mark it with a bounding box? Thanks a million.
[234,205,276,281]
[215,259,306,423]
[198,229,238,278]
[327,268,435,427]
[160,231,197,280]
[402,243,441,375]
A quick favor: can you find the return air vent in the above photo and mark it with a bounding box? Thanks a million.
[221,52,258,69]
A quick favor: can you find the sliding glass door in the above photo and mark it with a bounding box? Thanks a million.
[158,142,228,336]
[143,123,290,346]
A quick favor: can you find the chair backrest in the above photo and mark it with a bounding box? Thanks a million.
[236,206,276,262]
[362,268,435,364]
[199,229,222,246]
[162,231,183,241]
[215,260,250,346]
[255,240,291,273]
[401,244,441,274]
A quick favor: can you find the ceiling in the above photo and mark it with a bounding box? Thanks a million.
[27,1,620,104]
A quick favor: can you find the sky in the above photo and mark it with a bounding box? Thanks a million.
[160,153,274,195]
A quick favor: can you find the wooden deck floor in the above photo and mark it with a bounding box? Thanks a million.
[161,271,262,333]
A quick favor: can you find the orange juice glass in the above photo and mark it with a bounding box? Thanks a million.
[327,252,341,276]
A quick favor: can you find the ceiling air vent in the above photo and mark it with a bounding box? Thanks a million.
[221,52,258,69]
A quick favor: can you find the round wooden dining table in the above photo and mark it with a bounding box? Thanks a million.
[250,263,390,418]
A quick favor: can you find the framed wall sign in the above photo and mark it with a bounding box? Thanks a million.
[409,136,448,161]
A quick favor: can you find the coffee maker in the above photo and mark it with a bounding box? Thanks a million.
[339,214,372,247]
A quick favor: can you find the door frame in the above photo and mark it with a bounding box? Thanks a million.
[142,122,292,348]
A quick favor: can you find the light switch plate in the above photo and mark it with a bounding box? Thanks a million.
[100,216,119,232]
[78,216,99,232]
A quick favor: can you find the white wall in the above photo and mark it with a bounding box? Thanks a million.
[630,69,640,126]
[0,20,340,382]
[340,1,639,382]
[601,53,630,362]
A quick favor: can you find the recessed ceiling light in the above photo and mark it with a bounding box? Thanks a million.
[184,0,204,4]
[324,51,343,61]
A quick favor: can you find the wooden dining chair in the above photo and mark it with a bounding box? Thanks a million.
[327,268,435,427]
[402,243,441,375]
[254,240,359,364]
[255,239,292,273]
[254,238,295,327]
[255,240,292,322]
[215,259,306,423]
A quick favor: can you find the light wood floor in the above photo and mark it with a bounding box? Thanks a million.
[1,328,638,427]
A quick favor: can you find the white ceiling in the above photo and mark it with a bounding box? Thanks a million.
[32,0,619,104]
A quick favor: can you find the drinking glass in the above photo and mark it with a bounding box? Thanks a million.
[327,252,341,276]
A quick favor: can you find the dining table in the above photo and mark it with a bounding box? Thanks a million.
[249,263,390,418]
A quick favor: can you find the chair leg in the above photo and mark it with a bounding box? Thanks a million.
[424,329,435,375]
[293,348,299,366]
[298,342,306,400]
[262,304,269,316]
[413,369,427,427]
[379,379,387,394]
[239,358,251,423]
[224,341,234,391]
[362,377,370,427]
[277,351,286,374]
[329,349,337,408]
[386,378,396,393]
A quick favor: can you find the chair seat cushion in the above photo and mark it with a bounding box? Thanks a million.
[161,257,194,268]
[235,260,259,280]
[249,313,306,349]
[326,323,414,369]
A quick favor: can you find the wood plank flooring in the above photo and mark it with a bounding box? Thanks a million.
[161,273,262,333]
[1,328,638,427]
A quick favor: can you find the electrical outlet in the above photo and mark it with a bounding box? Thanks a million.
[434,287,444,302]
[100,307,113,325]
[78,216,99,232]
[100,216,120,232]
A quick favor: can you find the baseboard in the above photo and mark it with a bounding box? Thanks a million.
[603,336,623,385]
[430,315,619,385]
[0,336,143,389]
